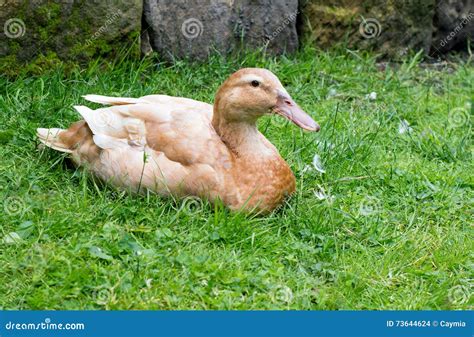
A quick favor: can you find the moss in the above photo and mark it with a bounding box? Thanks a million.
[1,36,141,79]
[24,52,64,75]
[0,55,21,78]
[1,0,141,77]
[0,52,75,78]
[8,41,21,55]
[299,0,435,59]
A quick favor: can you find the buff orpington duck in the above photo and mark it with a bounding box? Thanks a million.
[37,68,320,213]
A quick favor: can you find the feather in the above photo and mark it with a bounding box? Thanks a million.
[36,128,73,153]
[82,94,148,106]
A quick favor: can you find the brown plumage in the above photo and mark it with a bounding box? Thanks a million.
[37,68,320,213]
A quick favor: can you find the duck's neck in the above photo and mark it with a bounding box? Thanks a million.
[212,115,274,158]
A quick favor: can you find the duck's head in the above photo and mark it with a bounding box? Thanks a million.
[213,68,320,132]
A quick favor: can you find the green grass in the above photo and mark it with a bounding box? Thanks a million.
[0,47,472,310]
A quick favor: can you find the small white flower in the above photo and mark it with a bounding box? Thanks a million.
[301,164,313,173]
[365,91,377,100]
[312,154,326,173]
[3,232,22,245]
[359,196,381,216]
[314,189,327,200]
[313,186,334,202]
[398,119,412,134]
[145,278,153,288]
[327,88,337,98]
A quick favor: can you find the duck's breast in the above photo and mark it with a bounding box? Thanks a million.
[226,155,296,213]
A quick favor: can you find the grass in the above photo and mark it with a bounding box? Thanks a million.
[0,47,472,310]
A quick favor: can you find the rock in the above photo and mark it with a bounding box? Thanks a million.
[299,0,436,59]
[431,0,474,54]
[0,0,142,69]
[142,0,299,61]
[231,0,299,55]
[142,0,232,60]
[2,0,469,71]
[140,15,154,57]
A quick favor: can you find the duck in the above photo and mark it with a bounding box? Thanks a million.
[37,68,320,213]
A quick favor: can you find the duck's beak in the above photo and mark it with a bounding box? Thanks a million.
[272,91,320,132]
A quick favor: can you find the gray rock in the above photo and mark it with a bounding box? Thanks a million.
[431,0,474,54]
[231,0,299,55]
[142,0,299,61]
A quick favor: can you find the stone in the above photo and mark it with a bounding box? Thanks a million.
[231,0,299,55]
[431,0,474,54]
[0,0,142,67]
[142,0,299,61]
[298,0,436,59]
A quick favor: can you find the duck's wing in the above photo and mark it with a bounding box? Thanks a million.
[48,95,230,197]
[80,94,225,165]
[83,94,213,119]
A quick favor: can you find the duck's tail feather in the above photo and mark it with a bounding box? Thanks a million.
[36,128,73,153]
[82,94,147,106]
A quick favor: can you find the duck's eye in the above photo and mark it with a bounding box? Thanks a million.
[251,80,260,87]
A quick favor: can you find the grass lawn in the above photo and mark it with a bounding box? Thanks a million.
[0,47,472,310]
